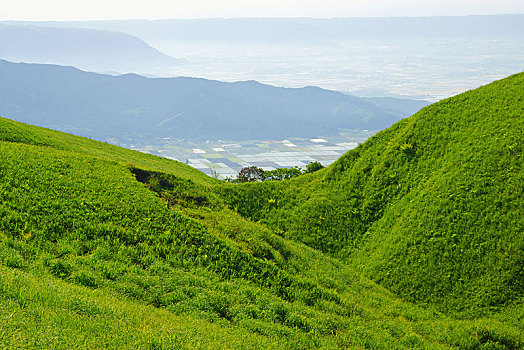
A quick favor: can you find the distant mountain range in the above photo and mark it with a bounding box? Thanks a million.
[0,59,429,143]
[8,15,523,44]
[0,24,184,74]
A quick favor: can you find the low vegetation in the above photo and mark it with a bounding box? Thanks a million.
[0,73,522,348]
[219,73,523,315]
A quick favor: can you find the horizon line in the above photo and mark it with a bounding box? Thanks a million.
[1,13,524,22]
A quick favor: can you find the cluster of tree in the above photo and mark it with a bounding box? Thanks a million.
[227,161,324,183]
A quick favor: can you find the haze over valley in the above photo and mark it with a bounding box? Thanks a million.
[5,15,523,101]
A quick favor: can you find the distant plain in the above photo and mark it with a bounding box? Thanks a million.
[154,37,523,101]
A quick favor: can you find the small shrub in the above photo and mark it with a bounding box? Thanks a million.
[305,161,324,173]
[238,166,265,183]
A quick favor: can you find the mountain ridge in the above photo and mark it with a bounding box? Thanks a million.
[0,59,429,143]
[0,24,184,74]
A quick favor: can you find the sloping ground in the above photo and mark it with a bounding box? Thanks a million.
[0,120,521,349]
[0,116,214,185]
[0,74,522,349]
[220,73,524,314]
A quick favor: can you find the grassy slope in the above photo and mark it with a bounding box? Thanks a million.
[0,266,282,349]
[0,116,216,185]
[219,73,523,314]
[0,74,522,349]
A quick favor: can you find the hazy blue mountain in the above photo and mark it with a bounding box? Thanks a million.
[10,15,523,44]
[0,60,428,142]
[0,24,184,74]
[4,17,521,102]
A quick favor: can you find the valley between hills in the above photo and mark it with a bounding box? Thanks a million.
[0,73,522,348]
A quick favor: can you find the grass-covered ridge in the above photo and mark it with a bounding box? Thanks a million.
[0,73,522,348]
[0,116,216,185]
[220,72,524,314]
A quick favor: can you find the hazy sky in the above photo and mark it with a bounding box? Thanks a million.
[1,0,523,20]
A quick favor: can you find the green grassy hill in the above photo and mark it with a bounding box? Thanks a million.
[0,73,522,349]
[220,73,524,314]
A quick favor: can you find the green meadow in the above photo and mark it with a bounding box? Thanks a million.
[0,73,522,349]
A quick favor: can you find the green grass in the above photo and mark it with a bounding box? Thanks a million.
[219,72,523,314]
[0,266,290,349]
[0,73,522,348]
[0,116,216,185]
